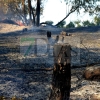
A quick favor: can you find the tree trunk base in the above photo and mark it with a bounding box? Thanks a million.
[49,43,71,100]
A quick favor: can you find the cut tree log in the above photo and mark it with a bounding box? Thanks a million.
[84,65,100,80]
[49,43,71,100]
[90,94,100,100]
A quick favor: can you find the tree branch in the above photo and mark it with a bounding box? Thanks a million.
[9,4,25,23]
[55,5,80,26]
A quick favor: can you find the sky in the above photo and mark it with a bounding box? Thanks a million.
[40,0,94,25]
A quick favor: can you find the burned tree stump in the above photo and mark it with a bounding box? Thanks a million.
[23,28,28,32]
[50,43,71,100]
[47,31,51,38]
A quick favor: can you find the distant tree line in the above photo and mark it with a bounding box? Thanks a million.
[45,16,100,28]
[55,0,100,26]
[68,16,100,28]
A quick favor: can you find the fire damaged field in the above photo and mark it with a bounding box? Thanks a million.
[0,23,100,100]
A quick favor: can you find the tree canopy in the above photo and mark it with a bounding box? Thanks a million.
[57,20,66,28]
[63,16,100,28]
[0,0,99,26]
[0,0,30,24]
[74,20,82,27]
[0,0,45,26]
[82,20,95,27]
[44,21,54,25]
[55,0,100,26]
[66,22,75,28]
[94,16,100,26]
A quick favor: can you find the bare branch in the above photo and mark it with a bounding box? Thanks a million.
[55,5,80,26]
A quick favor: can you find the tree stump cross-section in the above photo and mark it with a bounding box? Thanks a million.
[49,43,71,100]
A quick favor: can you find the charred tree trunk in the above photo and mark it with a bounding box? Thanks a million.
[47,31,51,38]
[28,0,31,20]
[31,8,36,26]
[22,0,27,25]
[28,0,32,23]
[49,43,71,100]
[28,0,35,25]
[36,0,40,26]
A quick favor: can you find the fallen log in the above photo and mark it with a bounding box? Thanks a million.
[83,65,100,80]
[90,94,100,100]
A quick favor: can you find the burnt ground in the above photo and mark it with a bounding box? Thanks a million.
[0,24,100,100]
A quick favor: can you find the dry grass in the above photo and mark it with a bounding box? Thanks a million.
[0,23,28,33]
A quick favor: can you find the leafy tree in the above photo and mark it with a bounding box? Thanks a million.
[0,0,28,23]
[82,20,90,27]
[55,0,100,26]
[89,22,96,26]
[82,20,95,27]
[45,21,54,25]
[94,16,100,26]
[56,20,66,28]
[74,20,81,27]
[24,0,45,26]
[66,22,75,28]
[0,0,44,26]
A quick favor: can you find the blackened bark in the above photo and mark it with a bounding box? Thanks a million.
[49,43,71,100]
[36,0,40,26]
[28,0,32,22]
[28,0,36,25]
[31,8,35,26]
[22,0,27,25]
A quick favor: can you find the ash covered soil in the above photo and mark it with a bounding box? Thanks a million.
[0,23,100,100]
